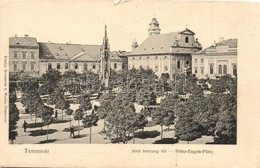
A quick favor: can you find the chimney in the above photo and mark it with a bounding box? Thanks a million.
[24,34,29,37]
[15,34,17,37]
[218,37,224,42]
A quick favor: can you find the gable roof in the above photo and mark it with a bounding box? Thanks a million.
[39,42,102,60]
[9,37,39,47]
[193,38,237,55]
[130,32,179,55]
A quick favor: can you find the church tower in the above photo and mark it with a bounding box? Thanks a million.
[100,25,110,90]
[148,18,161,35]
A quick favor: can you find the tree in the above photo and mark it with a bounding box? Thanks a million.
[9,95,20,144]
[105,93,136,144]
[175,103,202,144]
[39,105,54,141]
[82,113,99,144]
[97,93,116,131]
[65,108,73,127]
[55,99,70,121]
[39,69,61,95]
[130,113,148,143]
[74,109,84,135]
[215,95,237,144]
[21,91,44,123]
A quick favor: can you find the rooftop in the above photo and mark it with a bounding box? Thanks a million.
[193,38,237,55]
[9,36,39,47]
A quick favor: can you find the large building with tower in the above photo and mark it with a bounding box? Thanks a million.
[127,18,202,79]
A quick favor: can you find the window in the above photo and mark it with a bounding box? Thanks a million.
[57,63,61,69]
[155,56,158,59]
[22,52,27,59]
[218,65,222,74]
[13,63,18,71]
[13,52,18,59]
[31,52,35,59]
[185,36,189,43]
[164,66,168,72]
[139,57,142,60]
[75,63,78,69]
[195,58,197,63]
[210,64,214,74]
[185,60,190,66]
[30,63,35,70]
[114,63,117,69]
[201,67,204,74]
[122,64,124,69]
[84,63,88,71]
[223,65,227,74]
[48,63,52,70]
[177,60,181,69]
[195,68,198,74]
[164,56,167,59]
[201,58,204,63]
[233,64,237,76]
[22,63,26,71]
[93,64,96,69]
[147,56,150,59]
[65,63,69,69]
[155,66,158,72]
[132,57,135,60]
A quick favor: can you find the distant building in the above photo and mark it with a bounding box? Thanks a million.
[9,35,40,77]
[39,42,101,75]
[192,38,237,79]
[127,18,202,79]
[9,32,127,77]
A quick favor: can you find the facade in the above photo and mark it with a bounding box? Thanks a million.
[9,32,126,77]
[39,42,101,75]
[9,35,40,77]
[192,38,237,79]
[127,18,202,79]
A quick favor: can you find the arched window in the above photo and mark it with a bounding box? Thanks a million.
[185,36,189,43]
[177,60,181,69]
[75,63,78,69]
[83,63,88,71]
[233,64,237,76]
[223,65,227,74]
[218,65,222,74]
[210,64,214,74]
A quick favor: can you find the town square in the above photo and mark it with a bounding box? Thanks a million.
[7,2,237,145]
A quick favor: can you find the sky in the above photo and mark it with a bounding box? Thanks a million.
[0,1,248,52]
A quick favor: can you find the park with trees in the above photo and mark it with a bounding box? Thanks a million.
[9,68,237,144]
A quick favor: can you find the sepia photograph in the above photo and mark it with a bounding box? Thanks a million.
[1,0,260,167]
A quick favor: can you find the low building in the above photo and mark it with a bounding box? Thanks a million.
[192,38,237,79]
[39,42,101,75]
[9,35,40,77]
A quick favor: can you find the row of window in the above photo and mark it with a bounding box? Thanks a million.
[132,65,168,72]
[132,55,169,60]
[48,63,97,70]
[13,52,36,59]
[194,58,204,64]
[195,64,237,76]
[13,62,36,71]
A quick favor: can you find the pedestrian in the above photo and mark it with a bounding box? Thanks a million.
[55,110,58,120]
[70,125,75,138]
[23,120,28,132]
